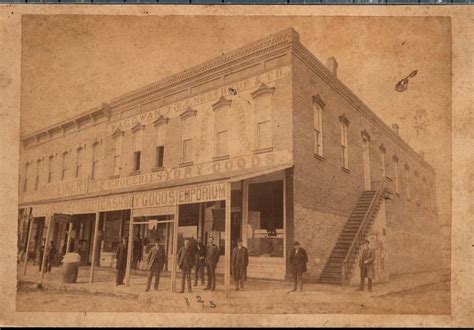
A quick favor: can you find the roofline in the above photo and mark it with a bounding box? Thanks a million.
[291,40,435,173]
[21,27,299,143]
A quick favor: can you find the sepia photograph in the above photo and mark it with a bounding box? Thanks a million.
[0,5,472,327]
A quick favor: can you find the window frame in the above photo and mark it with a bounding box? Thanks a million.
[313,95,325,157]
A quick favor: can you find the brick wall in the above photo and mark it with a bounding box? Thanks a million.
[290,46,443,281]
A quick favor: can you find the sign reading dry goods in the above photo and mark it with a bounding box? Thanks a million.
[95,150,291,192]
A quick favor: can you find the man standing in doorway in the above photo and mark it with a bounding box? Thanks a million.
[289,241,308,292]
[177,238,194,293]
[45,240,56,273]
[204,236,220,291]
[145,238,166,292]
[115,236,128,286]
[231,238,249,291]
[357,239,375,292]
[132,233,143,270]
[194,237,206,287]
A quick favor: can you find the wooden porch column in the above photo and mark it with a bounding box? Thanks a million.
[89,211,100,284]
[171,204,179,292]
[125,205,134,287]
[39,214,53,285]
[65,220,73,253]
[22,208,33,275]
[224,182,232,298]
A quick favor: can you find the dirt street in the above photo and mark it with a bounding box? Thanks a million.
[16,280,450,315]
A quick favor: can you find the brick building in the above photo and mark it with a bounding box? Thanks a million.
[18,28,442,289]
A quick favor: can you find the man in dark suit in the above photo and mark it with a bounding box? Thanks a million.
[132,233,143,270]
[177,238,194,293]
[357,239,376,292]
[45,240,56,273]
[204,236,220,291]
[231,238,249,291]
[145,238,166,292]
[193,237,206,287]
[289,241,308,292]
[115,236,128,286]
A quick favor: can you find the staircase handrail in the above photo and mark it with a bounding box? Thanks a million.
[341,179,385,285]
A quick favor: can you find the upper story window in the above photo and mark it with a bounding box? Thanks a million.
[75,147,83,178]
[132,123,145,172]
[153,116,168,169]
[379,144,386,178]
[61,151,69,181]
[393,155,400,195]
[252,84,275,151]
[35,159,41,190]
[404,163,410,200]
[112,128,124,177]
[180,107,197,164]
[212,97,232,158]
[313,95,325,157]
[91,141,100,180]
[414,170,419,203]
[47,155,54,183]
[23,162,30,192]
[339,115,350,169]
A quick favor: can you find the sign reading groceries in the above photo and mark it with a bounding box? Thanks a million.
[22,150,292,212]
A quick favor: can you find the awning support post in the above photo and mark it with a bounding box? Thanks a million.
[224,181,231,298]
[22,208,33,276]
[66,220,73,253]
[39,214,53,285]
[125,206,134,287]
[89,211,100,284]
[171,204,179,292]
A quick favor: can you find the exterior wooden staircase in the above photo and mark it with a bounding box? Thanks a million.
[319,181,385,285]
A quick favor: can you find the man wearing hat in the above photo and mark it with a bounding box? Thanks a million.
[231,238,249,291]
[115,236,128,286]
[177,238,195,293]
[193,237,206,287]
[145,238,166,292]
[289,241,308,292]
[357,239,376,292]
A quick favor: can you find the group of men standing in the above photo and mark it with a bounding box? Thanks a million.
[115,236,376,293]
[115,235,250,293]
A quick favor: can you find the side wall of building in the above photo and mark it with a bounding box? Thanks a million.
[290,49,442,282]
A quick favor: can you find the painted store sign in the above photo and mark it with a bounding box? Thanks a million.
[107,65,291,134]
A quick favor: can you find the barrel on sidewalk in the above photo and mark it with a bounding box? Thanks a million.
[62,252,81,283]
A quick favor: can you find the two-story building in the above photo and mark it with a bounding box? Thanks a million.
[18,28,442,288]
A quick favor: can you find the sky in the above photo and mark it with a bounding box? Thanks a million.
[20,15,452,229]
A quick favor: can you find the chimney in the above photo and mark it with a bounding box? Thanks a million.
[326,57,338,77]
[392,123,399,135]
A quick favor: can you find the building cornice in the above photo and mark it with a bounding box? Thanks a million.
[109,28,299,109]
[21,28,298,146]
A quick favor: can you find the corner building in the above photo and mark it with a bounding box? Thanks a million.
[18,28,442,285]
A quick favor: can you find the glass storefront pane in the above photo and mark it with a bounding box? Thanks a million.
[248,180,284,258]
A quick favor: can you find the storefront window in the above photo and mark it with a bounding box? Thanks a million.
[247,180,284,258]
[103,211,125,253]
